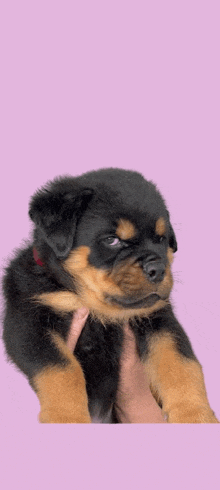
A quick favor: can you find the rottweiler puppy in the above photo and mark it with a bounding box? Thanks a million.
[3,168,218,423]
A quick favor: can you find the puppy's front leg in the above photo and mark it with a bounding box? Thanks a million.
[144,332,218,423]
[33,333,91,424]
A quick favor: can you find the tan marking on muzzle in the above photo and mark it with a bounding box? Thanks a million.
[34,245,174,322]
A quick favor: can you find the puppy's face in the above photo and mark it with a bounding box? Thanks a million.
[30,169,177,321]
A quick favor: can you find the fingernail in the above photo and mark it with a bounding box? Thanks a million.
[75,308,89,320]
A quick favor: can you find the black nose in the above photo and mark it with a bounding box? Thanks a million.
[142,256,166,283]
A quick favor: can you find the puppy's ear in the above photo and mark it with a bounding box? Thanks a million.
[168,223,177,252]
[29,182,93,258]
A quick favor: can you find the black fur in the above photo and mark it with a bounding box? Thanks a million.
[3,168,194,423]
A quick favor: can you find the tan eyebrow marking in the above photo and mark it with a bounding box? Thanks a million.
[116,219,136,240]
[155,217,166,236]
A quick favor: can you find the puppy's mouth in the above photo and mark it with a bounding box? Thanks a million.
[106,292,164,309]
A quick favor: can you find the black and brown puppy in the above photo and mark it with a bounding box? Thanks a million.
[3,168,218,423]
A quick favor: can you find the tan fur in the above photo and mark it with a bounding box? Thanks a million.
[167,246,174,265]
[116,219,136,240]
[144,333,219,423]
[111,257,156,294]
[35,290,168,323]
[64,245,122,297]
[34,332,91,423]
[36,291,83,312]
[35,245,174,322]
[155,217,166,236]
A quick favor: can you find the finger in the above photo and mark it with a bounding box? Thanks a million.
[66,308,89,352]
[122,322,136,346]
[120,322,138,362]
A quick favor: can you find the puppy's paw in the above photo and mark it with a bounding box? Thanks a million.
[165,405,219,424]
[38,408,91,424]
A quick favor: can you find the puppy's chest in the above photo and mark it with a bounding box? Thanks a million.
[74,320,124,423]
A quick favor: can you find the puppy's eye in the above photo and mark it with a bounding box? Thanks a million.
[103,237,121,247]
[159,236,166,243]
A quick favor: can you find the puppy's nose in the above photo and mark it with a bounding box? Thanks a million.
[142,256,166,283]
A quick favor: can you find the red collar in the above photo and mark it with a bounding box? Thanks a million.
[33,247,44,267]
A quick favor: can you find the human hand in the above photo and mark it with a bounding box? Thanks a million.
[66,308,89,351]
[67,311,166,423]
[115,323,167,423]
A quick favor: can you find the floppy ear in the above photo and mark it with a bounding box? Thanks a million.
[168,223,178,252]
[29,182,93,258]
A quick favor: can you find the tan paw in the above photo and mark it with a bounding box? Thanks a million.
[165,405,219,424]
[38,408,91,424]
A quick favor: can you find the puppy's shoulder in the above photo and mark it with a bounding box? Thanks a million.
[3,245,53,303]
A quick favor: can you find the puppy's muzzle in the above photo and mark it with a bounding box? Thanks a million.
[142,255,166,283]
[106,293,162,309]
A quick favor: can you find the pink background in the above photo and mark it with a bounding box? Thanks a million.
[0,1,219,488]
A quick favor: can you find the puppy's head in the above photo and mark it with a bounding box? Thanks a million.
[30,169,177,321]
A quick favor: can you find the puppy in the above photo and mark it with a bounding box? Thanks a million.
[3,168,218,423]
